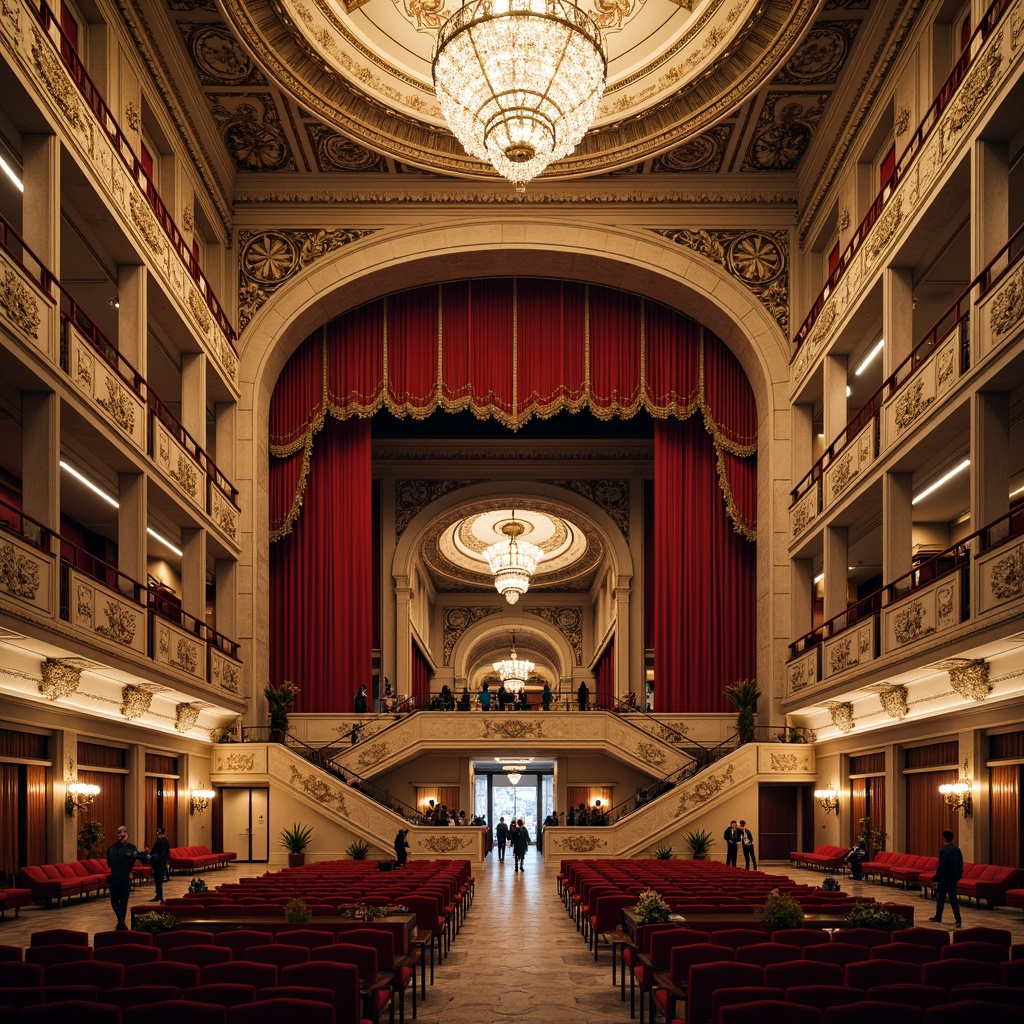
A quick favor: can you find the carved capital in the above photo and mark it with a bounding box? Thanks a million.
[121,684,152,720]
[175,703,202,733]
[878,684,909,720]
[826,701,855,733]
[940,658,991,701]
[39,658,82,700]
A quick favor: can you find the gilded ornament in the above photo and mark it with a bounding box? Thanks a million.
[990,266,1024,336]
[128,191,167,257]
[481,718,544,740]
[865,196,903,264]
[31,36,88,134]
[790,659,807,691]
[828,636,855,673]
[878,684,908,719]
[356,741,392,769]
[893,377,933,433]
[170,453,200,498]
[826,701,854,733]
[941,658,991,702]
[125,100,140,132]
[894,106,911,135]
[989,543,1024,600]
[287,764,349,813]
[423,834,471,853]
[945,43,1002,134]
[635,741,668,768]
[769,752,807,772]
[442,605,496,664]
[559,835,607,853]
[829,449,855,499]
[395,480,481,537]
[893,597,931,645]
[220,752,256,771]
[526,606,584,666]
[96,600,137,645]
[96,375,137,434]
[174,638,200,674]
[121,685,152,720]
[216,661,240,692]
[39,658,82,700]
[0,540,41,599]
[791,490,817,538]
[0,268,41,337]
[188,289,212,334]
[937,345,955,390]
[175,703,202,733]
[546,479,630,540]
[673,764,735,815]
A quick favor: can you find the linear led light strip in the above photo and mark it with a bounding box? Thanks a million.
[854,338,885,376]
[0,156,23,192]
[60,460,183,556]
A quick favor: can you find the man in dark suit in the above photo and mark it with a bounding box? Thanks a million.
[106,825,146,929]
[495,816,509,862]
[930,828,963,927]
[723,820,740,867]
[738,819,757,869]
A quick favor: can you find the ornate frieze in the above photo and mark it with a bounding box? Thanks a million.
[395,480,481,538]
[826,701,855,733]
[865,195,903,265]
[128,191,167,258]
[634,741,668,769]
[121,685,152,720]
[153,420,203,509]
[30,32,89,137]
[769,751,810,772]
[893,377,933,434]
[990,265,1024,337]
[238,228,376,329]
[0,268,40,338]
[422,834,472,854]
[0,539,41,599]
[673,764,735,815]
[893,597,932,644]
[526,606,584,666]
[211,489,239,543]
[442,606,497,665]
[187,289,213,335]
[96,599,139,646]
[96,375,137,434]
[895,106,911,135]
[125,100,140,132]
[481,718,545,740]
[941,658,991,702]
[39,658,82,700]
[175,703,202,733]
[989,543,1024,600]
[828,635,855,674]
[211,651,240,693]
[654,229,789,332]
[287,763,349,813]
[546,479,630,540]
[218,751,256,772]
[878,684,909,719]
[946,39,1002,136]
[790,658,809,692]
[557,835,608,853]
[355,741,391,770]
[790,486,819,540]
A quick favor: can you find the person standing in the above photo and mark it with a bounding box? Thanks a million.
[107,825,145,930]
[541,682,553,710]
[845,840,866,881]
[577,680,589,711]
[394,828,410,867]
[723,820,740,868]
[354,684,368,714]
[738,819,757,869]
[495,816,509,862]
[147,826,170,902]
[930,828,963,927]
[510,817,530,872]
[479,683,491,711]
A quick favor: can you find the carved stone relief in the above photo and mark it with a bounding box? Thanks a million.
[175,703,202,733]
[525,606,584,666]
[878,684,909,719]
[121,684,152,720]
[39,658,82,700]
[826,701,854,733]
[940,658,992,702]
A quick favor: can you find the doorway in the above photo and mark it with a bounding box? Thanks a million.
[222,788,269,861]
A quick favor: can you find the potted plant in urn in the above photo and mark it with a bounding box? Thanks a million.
[684,828,715,860]
[724,678,761,743]
[264,679,299,741]
[280,822,314,867]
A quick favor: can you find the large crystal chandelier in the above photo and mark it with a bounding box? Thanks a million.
[493,634,534,694]
[432,0,607,189]
[484,515,544,604]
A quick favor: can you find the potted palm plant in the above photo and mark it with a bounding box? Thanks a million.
[684,828,715,860]
[264,680,299,741]
[724,678,761,743]
[280,822,314,867]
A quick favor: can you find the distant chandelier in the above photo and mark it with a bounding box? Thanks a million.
[432,0,608,189]
[493,634,534,694]
[484,515,544,605]
[502,763,528,785]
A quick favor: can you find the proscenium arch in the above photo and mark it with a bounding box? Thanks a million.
[237,219,793,725]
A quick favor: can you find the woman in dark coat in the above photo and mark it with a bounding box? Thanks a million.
[510,817,531,873]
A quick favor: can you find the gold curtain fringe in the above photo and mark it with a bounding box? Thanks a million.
[269,433,315,542]
[714,444,757,543]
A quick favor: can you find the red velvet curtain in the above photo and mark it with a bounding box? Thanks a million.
[411,641,432,706]
[654,417,756,712]
[593,641,614,709]
[269,418,372,712]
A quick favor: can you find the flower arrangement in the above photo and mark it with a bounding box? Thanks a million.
[133,911,180,934]
[634,888,671,925]
[842,901,904,932]
[340,903,410,920]
[285,897,312,923]
[757,890,805,930]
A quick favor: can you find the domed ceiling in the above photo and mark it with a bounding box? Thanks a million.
[155,0,889,184]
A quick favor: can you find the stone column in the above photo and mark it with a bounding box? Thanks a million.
[181,352,208,451]
[117,264,147,375]
[882,472,913,585]
[823,355,848,447]
[117,472,147,586]
[22,392,59,546]
[971,140,1008,279]
[182,527,207,624]
[882,268,914,375]
[22,134,59,272]
[970,391,1009,534]
[823,525,848,622]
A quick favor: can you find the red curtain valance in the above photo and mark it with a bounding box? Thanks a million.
[269,279,757,541]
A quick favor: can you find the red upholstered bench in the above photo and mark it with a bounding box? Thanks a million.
[0,888,32,918]
[1006,889,1024,912]
[168,846,237,873]
[790,845,849,872]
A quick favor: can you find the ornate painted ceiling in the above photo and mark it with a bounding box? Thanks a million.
[161,0,879,181]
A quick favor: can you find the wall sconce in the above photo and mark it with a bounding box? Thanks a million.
[939,762,972,816]
[65,781,100,817]
[190,786,216,815]
[814,784,840,814]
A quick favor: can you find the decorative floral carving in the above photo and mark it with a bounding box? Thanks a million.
[422,834,472,853]
[830,450,855,499]
[0,268,40,337]
[826,701,855,733]
[31,36,88,134]
[481,718,544,740]
[0,540,40,598]
[219,752,255,771]
[175,703,202,733]
[941,658,991,702]
[936,584,955,629]
[990,544,1024,600]
[879,684,908,719]
[828,636,856,674]
[211,490,239,541]
[75,584,92,623]
[214,658,240,693]
[866,196,903,264]
[769,752,809,772]
[97,600,137,645]
[96,376,137,433]
[634,741,668,768]
[526,606,584,665]
[442,605,497,664]
[170,454,199,497]
[946,42,1002,134]
[287,764,349,813]
[39,658,81,699]
[356,741,392,769]
[394,480,480,538]
[128,191,167,257]
[547,479,630,540]
[838,207,851,231]
[895,106,911,135]
[791,491,817,538]
[790,659,808,691]
[187,289,212,334]
[937,344,955,390]
[125,100,140,131]
[673,765,735,815]
[893,597,932,644]
[76,346,94,388]
[990,266,1024,337]
[558,834,608,853]
[174,638,199,674]
[121,685,152,720]
[894,377,933,433]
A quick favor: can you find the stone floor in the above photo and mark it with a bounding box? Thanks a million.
[2,856,1022,1023]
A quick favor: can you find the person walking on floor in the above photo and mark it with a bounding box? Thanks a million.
[738,819,757,869]
[147,826,170,901]
[510,817,530,872]
[394,827,410,867]
[107,825,146,929]
[723,820,740,868]
[495,816,509,862]
[930,828,963,927]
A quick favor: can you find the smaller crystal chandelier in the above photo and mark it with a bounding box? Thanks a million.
[502,763,527,785]
[432,0,607,189]
[493,633,534,694]
[484,513,543,605]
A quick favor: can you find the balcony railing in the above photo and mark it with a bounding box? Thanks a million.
[28,0,236,349]
[791,0,1015,359]
[0,496,54,552]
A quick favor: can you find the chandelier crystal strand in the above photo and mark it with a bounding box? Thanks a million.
[432,0,607,188]
[493,634,534,693]
[484,519,544,604]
